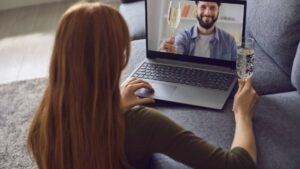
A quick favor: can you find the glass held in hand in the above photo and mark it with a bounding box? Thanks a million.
[167,0,181,38]
[236,38,255,79]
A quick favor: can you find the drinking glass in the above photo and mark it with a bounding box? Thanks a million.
[236,38,255,79]
[167,0,181,38]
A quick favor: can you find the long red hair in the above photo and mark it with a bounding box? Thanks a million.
[27,2,132,169]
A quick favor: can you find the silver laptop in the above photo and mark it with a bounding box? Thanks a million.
[128,0,247,109]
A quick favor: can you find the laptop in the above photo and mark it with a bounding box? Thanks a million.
[128,0,247,109]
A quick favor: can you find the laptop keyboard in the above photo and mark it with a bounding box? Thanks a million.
[132,63,235,91]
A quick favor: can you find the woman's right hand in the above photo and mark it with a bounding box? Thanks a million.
[233,79,259,121]
[120,77,155,112]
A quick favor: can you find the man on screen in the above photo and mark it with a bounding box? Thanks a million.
[160,1,237,61]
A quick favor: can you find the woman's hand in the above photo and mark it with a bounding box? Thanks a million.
[233,79,259,121]
[120,77,155,112]
[232,79,259,163]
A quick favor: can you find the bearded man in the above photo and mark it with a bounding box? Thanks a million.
[160,1,237,61]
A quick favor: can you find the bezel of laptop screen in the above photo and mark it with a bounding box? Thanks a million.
[145,0,247,70]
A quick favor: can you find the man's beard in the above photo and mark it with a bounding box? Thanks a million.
[197,14,218,30]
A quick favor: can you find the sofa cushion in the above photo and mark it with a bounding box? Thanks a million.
[127,39,147,72]
[247,0,300,75]
[119,1,146,40]
[251,41,295,95]
[149,91,300,169]
[291,42,300,91]
[253,91,300,169]
[151,154,191,169]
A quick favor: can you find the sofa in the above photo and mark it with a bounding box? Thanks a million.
[119,0,300,169]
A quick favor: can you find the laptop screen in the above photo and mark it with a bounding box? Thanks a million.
[146,0,246,69]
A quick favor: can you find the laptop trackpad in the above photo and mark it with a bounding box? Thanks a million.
[135,82,177,99]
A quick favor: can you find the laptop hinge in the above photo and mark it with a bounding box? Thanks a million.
[148,58,235,74]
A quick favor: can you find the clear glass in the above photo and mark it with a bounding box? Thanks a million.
[236,38,255,79]
[167,0,181,38]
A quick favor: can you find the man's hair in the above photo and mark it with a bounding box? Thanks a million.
[195,1,221,6]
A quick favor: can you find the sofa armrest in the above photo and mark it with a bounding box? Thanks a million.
[292,42,300,92]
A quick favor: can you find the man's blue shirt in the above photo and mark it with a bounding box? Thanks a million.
[175,25,237,61]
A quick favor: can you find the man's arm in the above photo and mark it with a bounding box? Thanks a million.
[174,32,187,55]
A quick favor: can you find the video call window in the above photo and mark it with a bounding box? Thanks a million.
[147,0,245,61]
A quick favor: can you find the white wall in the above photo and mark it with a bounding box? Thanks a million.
[217,3,244,42]
[0,0,70,11]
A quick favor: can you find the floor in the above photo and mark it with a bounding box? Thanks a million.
[0,0,120,85]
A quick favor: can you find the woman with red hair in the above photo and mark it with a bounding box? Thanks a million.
[27,2,257,169]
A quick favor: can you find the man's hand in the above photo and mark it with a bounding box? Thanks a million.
[159,37,176,53]
[120,77,155,112]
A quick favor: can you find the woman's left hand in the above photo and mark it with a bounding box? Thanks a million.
[120,77,155,112]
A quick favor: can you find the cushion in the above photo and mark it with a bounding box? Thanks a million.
[252,91,300,169]
[247,0,300,75]
[291,42,300,91]
[251,40,295,95]
[119,1,146,40]
[151,154,191,169]
[127,39,147,73]
[149,91,300,169]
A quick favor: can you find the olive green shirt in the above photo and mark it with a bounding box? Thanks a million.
[124,106,256,169]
